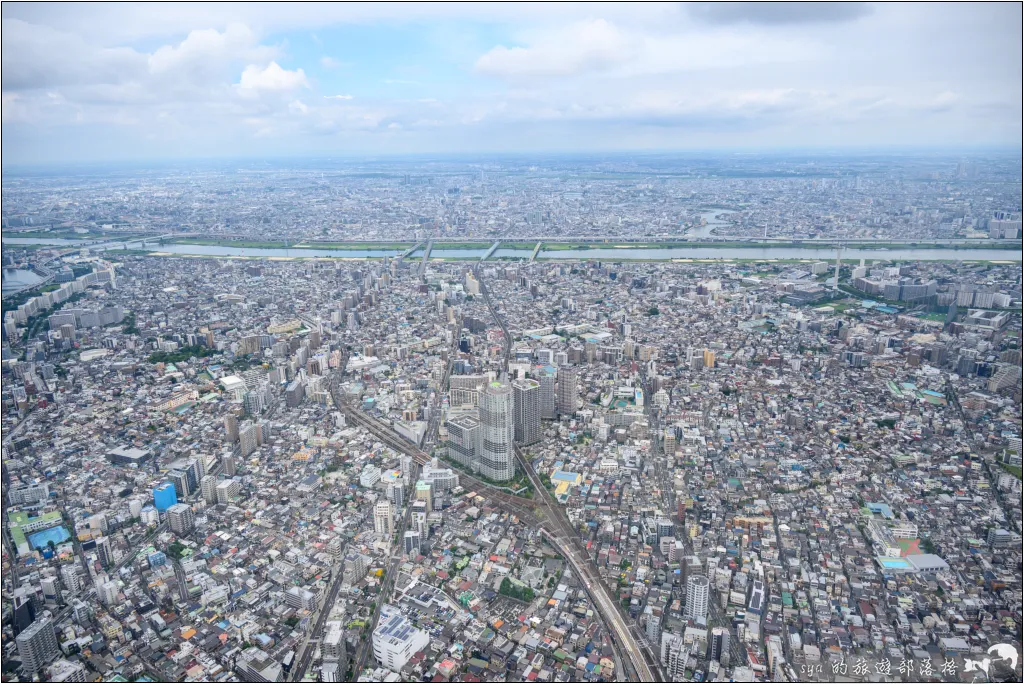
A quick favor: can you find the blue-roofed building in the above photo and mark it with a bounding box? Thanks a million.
[866,502,894,519]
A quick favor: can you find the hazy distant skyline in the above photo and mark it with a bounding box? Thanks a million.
[2,2,1021,164]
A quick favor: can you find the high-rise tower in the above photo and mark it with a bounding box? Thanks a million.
[556,367,578,418]
[512,378,541,446]
[477,382,515,481]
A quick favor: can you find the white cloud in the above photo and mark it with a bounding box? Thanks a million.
[475,19,817,82]
[238,61,309,92]
[1,19,146,91]
[148,23,269,74]
[475,19,636,79]
[0,3,1018,161]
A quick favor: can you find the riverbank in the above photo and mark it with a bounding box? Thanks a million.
[97,247,1022,265]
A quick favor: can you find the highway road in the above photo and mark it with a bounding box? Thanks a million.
[172,559,191,602]
[289,531,357,682]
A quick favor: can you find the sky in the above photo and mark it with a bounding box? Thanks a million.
[1,2,1021,164]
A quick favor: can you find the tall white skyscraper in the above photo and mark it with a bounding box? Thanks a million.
[374,500,394,538]
[512,378,541,446]
[686,575,710,623]
[477,382,515,481]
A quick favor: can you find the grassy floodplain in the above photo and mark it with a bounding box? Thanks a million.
[430,242,492,249]
[166,237,414,250]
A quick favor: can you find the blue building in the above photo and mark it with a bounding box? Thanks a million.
[153,482,178,512]
[147,550,168,569]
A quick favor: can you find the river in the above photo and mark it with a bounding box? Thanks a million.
[688,209,738,238]
[1,268,44,293]
[2,237,1019,262]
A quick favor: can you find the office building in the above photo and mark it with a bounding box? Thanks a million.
[411,502,427,539]
[686,575,710,623]
[96,536,113,567]
[221,452,237,476]
[512,378,541,446]
[557,367,578,417]
[167,503,195,535]
[709,626,730,662]
[8,483,49,505]
[373,607,429,673]
[414,480,433,515]
[387,481,406,508]
[403,530,421,555]
[153,482,178,512]
[16,616,59,676]
[477,382,515,481]
[285,380,304,407]
[374,500,394,538]
[147,550,168,569]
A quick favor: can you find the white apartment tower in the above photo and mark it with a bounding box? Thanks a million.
[686,575,710,623]
[477,382,515,481]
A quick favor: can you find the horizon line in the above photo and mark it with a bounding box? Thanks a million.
[4,144,1022,173]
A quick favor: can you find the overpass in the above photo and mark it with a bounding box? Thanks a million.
[480,240,501,262]
[529,241,543,262]
[398,241,423,262]
[418,239,433,278]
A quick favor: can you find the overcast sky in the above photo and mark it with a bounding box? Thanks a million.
[2,2,1020,164]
